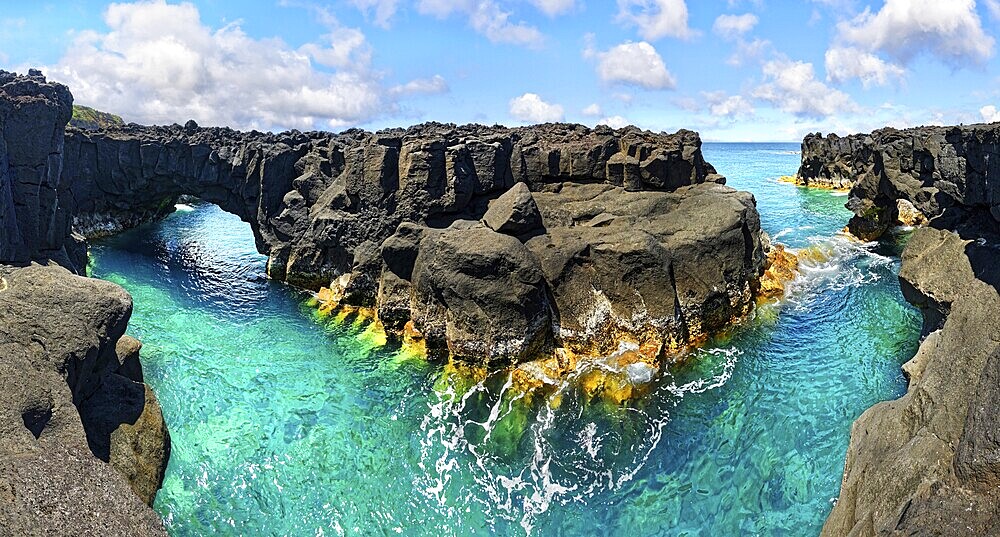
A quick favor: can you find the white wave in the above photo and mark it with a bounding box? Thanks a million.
[175,203,196,212]
[414,345,742,535]
[829,191,849,197]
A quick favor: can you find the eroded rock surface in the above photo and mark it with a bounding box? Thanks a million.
[0,70,167,535]
[804,123,1000,535]
[0,69,83,271]
[0,264,168,536]
[823,229,1000,536]
[63,119,766,364]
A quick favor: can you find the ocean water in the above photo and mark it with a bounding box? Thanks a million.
[89,143,921,536]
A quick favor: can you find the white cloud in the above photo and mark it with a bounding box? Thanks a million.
[703,91,754,118]
[582,103,603,116]
[987,0,1000,21]
[752,58,857,118]
[529,0,575,16]
[598,115,630,128]
[46,0,422,130]
[982,105,1000,122]
[836,0,994,66]
[389,75,449,96]
[712,13,758,37]
[591,41,676,90]
[825,46,905,88]
[616,0,696,41]
[348,0,399,28]
[417,0,543,47]
[727,37,771,66]
[509,93,564,123]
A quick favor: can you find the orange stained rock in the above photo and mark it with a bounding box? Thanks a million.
[758,244,800,301]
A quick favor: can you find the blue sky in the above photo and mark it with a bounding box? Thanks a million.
[2,0,1000,141]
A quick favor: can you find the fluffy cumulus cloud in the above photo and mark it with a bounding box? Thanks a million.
[703,91,754,118]
[47,0,446,130]
[509,93,564,122]
[836,0,994,66]
[616,0,695,41]
[712,13,758,37]
[588,41,676,90]
[825,46,905,88]
[389,75,449,96]
[752,58,857,118]
[597,115,630,128]
[982,105,1000,123]
[582,103,603,116]
[417,0,544,46]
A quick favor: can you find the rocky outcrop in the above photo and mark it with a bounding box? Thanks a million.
[823,228,1000,536]
[798,124,1000,240]
[0,264,168,536]
[0,69,84,272]
[63,119,766,365]
[803,123,1000,535]
[0,70,168,534]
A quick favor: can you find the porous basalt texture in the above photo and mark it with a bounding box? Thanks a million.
[822,228,1000,536]
[798,125,1000,240]
[0,264,168,536]
[64,120,766,365]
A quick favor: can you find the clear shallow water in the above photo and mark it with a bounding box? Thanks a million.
[89,143,921,536]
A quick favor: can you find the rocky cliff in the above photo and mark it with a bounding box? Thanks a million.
[803,124,1000,535]
[0,71,168,535]
[0,265,170,536]
[798,125,1000,240]
[0,69,84,272]
[63,120,767,365]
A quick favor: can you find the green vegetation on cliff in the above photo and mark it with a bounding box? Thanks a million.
[71,104,124,130]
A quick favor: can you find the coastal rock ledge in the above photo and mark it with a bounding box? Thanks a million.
[1,70,168,536]
[1,69,773,531]
[802,123,1000,536]
[60,93,768,366]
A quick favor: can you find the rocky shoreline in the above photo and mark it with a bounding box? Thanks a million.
[59,97,771,367]
[802,125,1000,535]
[0,69,784,531]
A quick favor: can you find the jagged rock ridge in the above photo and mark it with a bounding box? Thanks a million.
[63,119,766,365]
[798,124,1000,240]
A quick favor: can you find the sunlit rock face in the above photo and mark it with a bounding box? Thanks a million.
[64,121,767,366]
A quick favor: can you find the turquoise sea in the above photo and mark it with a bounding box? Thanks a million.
[89,143,921,536]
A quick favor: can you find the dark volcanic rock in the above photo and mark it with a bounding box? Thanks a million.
[61,117,762,363]
[823,229,1000,536]
[410,226,553,364]
[0,264,168,536]
[0,70,82,271]
[482,181,543,237]
[798,124,1000,240]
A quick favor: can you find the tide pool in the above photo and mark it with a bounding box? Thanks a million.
[89,143,921,536]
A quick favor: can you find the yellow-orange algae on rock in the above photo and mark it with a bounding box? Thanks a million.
[758,244,800,300]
